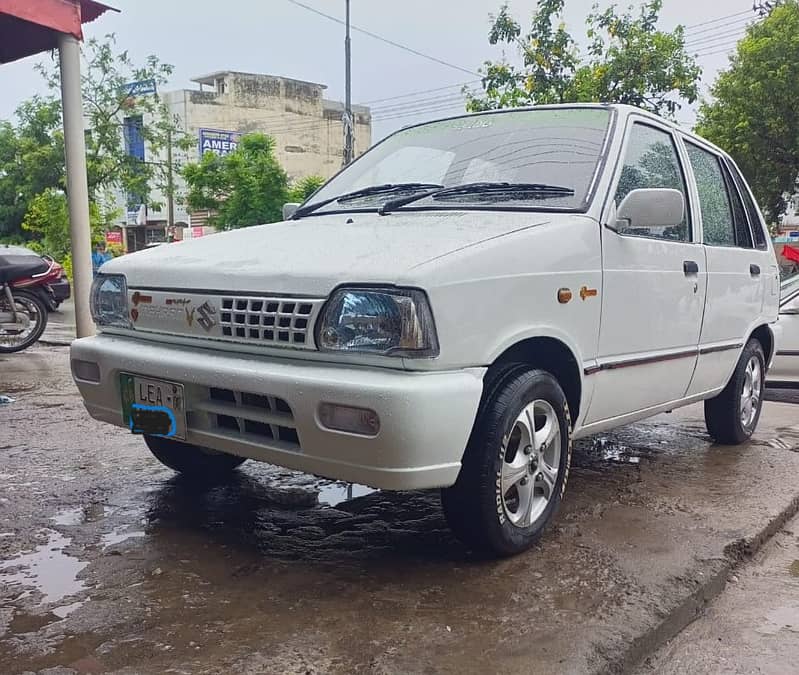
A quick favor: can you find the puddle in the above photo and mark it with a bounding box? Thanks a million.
[0,530,88,606]
[789,560,799,577]
[587,438,642,464]
[101,529,145,548]
[317,482,376,506]
[52,600,85,618]
[52,507,84,526]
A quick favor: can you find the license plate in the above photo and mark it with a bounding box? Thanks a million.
[120,373,187,440]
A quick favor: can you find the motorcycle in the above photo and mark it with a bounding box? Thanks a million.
[0,255,50,353]
[11,255,63,311]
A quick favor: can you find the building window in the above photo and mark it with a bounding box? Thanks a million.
[145,227,166,245]
[215,77,226,94]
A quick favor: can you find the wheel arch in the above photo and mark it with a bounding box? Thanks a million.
[489,336,583,424]
[749,324,775,368]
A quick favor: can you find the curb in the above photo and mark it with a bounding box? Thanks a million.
[38,339,72,347]
[602,489,799,674]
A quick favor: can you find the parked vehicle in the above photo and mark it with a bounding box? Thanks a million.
[766,274,799,387]
[70,104,779,556]
[0,245,71,310]
[0,254,50,352]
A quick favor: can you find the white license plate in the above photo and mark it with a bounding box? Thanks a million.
[121,373,187,440]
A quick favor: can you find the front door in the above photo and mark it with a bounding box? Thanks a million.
[585,120,706,424]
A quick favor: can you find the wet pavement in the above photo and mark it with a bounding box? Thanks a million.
[40,300,77,347]
[637,509,799,674]
[3,345,799,674]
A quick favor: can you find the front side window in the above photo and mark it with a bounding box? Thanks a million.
[300,108,612,215]
[685,143,735,247]
[613,123,689,241]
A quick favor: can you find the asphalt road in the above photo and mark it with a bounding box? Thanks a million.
[3,346,799,674]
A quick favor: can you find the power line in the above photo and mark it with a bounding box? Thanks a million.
[683,15,751,37]
[284,0,479,77]
[686,28,748,49]
[363,80,479,105]
[695,45,739,58]
[682,9,753,31]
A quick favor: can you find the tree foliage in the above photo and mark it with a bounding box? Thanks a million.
[21,188,110,260]
[288,175,326,204]
[183,134,290,228]
[35,34,191,205]
[0,98,64,237]
[696,0,799,221]
[0,35,188,244]
[467,0,700,118]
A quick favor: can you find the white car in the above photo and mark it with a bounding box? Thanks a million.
[766,274,799,386]
[71,104,779,556]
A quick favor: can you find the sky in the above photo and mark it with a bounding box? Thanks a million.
[0,0,760,141]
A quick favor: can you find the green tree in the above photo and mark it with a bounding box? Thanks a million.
[288,175,325,204]
[35,33,192,207]
[696,0,799,221]
[467,0,700,118]
[183,133,289,228]
[21,188,114,261]
[0,98,64,238]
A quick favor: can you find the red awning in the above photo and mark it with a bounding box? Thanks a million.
[0,0,118,64]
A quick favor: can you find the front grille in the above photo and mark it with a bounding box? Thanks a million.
[192,386,300,450]
[218,296,322,348]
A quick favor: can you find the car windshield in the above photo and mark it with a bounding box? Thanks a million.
[302,107,611,215]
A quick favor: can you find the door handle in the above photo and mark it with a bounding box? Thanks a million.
[683,260,699,275]
[750,264,761,276]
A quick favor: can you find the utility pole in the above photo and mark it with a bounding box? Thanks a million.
[166,127,175,233]
[343,0,354,166]
[58,33,94,338]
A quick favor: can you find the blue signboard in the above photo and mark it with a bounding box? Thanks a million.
[123,116,145,210]
[123,79,157,97]
[199,128,242,157]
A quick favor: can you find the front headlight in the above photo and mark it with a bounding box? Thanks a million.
[90,274,130,328]
[318,287,439,357]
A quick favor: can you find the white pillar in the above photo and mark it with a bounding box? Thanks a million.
[58,32,94,338]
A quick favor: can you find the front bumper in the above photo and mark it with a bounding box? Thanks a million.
[70,335,485,490]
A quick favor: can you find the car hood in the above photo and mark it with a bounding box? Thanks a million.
[105,211,550,295]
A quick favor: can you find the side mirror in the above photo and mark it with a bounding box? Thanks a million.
[613,188,684,234]
[282,203,300,220]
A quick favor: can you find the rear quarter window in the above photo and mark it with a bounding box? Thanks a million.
[726,159,769,250]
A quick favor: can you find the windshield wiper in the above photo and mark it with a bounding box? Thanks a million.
[378,182,575,215]
[292,183,444,219]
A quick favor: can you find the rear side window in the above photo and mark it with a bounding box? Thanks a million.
[721,164,753,249]
[685,143,735,247]
[614,123,690,241]
[727,160,768,250]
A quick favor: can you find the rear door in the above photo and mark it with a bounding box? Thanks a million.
[684,141,772,396]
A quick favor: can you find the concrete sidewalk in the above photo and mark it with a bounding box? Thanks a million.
[41,298,80,346]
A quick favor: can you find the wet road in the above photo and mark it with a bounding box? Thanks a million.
[638,509,799,674]
[3,346,799,674]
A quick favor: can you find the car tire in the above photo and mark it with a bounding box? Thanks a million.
[441,366,572,557]
[704,338,765,445]
[144,435,247,478]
